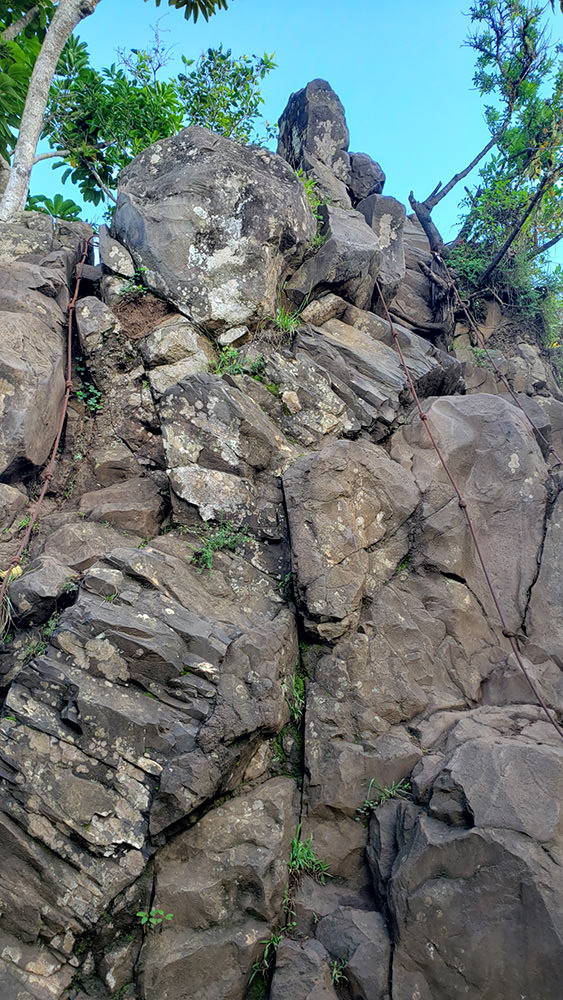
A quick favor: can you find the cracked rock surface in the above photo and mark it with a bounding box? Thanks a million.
[0,85,562,1000]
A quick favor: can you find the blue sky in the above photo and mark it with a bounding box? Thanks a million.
[31,0,562,250]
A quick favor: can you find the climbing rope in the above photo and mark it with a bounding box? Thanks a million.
[0,237,92,639]
[374,276,563,741]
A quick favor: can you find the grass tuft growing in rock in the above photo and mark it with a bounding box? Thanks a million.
[187,516,250,574]
[356,777,411,820]
[289,823,330,882]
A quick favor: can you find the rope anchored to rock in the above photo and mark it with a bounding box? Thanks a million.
[0,237,92,640]
[374,276,563,742]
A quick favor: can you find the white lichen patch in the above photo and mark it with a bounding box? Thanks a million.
[377,213,396,249]
[508,453,521,473]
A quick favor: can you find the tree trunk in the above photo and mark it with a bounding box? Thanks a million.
[408,192,445,254]
[0,0,102,223]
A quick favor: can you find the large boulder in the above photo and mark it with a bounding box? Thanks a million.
[112,126,315,335]
[140,779,296,1000]
[277,79,352,208]
[159,372,296,541]
[368,708,563,1000]
[391,393,549,631]
[283,438,419,638]
[348,151,385,202]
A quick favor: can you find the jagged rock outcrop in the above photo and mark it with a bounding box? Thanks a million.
[277,79,353,208]
[356,193,406,302]
[277,79,386,210]
[0,80,562,1000]
[369,707,563,1000]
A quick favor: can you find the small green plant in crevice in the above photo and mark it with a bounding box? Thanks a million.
[282,671,305,725]
[21,612,60,665]
[272,731,290,773]
[249,824,330,992]
[120,265,148,297]
[295,167,329,253]
[210,345,246,376]
[42,612,60,640]
[276,571,293,600]
[209,346,267,380]
[188,516,250,574]
[76,382,102,416]
[281,881,296,931]
[112,984,131,1000]
[248,930,284,985]
[356,777,411,820]
[289,823,330,883]
[470,346,494,370]
[270,302,305,337]
[248,355,267,379]
[61,477,75,501]
[16,515,31,532]
[136,908,173,929]
[395,553,412,574]
[330,959,348,986]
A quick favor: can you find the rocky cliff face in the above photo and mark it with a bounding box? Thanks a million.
[0,81,562,1000]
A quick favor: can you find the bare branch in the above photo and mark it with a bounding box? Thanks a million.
[33,148,70,163]
[408,191,445,253]
[528,231,563,259]
[423,132,499,211]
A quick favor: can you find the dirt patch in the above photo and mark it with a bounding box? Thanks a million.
[112,292,173,341]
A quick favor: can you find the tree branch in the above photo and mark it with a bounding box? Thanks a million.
[33,148,70,163]
[408,192,445,253]
[528,232,563,259]
[1,6,40,41]
[84,162,116,203]
[423,132,499,210]
[478,172,555,285]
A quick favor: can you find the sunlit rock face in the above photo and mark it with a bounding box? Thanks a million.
[0,78,562,1000]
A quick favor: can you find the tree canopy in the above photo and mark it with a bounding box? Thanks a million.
[406,0,563,336]
[39,35,275,209]
[0,0,230,219]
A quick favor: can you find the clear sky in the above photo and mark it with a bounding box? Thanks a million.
[31,0,563,251]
